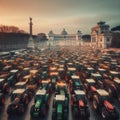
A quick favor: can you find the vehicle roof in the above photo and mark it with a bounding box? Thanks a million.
[41,79,51,84]
[72,75,79,79]
[23,68,30,70]
[87,67,94,70]
[15,82,26,86]
[98,68,106,71]
[24,75,31,79]
[49,67,57,71]
[49,72,58,76]
[58,68,64,71]
[30,70,38,74]
[114,78,120,84]
[36,89,46,95]
[68,67,76,71]
[92,73,102,77]
[13,89,25,94]
[110,71,118,74]
[56,81,66,86]
[74,90,85,95]
[55,95,65,101]
[10,69,18,73]
[0,78,4,82]
[96,89,109,96]
[86,79,95,83]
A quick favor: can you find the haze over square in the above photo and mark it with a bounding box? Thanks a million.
[0,0,120,34]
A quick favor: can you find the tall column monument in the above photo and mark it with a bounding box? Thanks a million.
[27,17,35,49]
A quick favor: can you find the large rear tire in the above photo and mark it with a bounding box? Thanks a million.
[19,104,25,114]
[93,99,98,110]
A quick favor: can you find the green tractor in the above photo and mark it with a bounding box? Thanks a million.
[52,94,69,120]
[30,89,50,118]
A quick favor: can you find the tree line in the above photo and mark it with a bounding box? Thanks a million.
[0,25,26,33]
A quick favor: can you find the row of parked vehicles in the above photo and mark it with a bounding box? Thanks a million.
[0,47,120,120]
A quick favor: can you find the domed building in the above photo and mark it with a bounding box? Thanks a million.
[48,28,82,41]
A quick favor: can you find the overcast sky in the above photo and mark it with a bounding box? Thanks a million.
[0,0,120,35]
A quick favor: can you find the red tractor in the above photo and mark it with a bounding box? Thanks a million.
[71,90,90,119]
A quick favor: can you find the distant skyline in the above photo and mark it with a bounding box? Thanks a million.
[0,0,120,35]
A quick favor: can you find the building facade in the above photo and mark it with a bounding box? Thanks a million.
[91,21,112,49]
[48,28,82,41]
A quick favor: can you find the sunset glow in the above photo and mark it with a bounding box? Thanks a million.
[0,0,120,35]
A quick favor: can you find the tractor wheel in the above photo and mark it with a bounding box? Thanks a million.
[25,97,29,105]
[19,105,25,114]
[23,96,29,105]
[7,104,13,114]
[30,105,35,117]
[52,108,56,120]
[107,87,114,97]
[1,95,5,104]
[6,86,10,93]
[87,93,91,100]
[101,107,109,120]
[63,112,68,120]
[118,93,120,102]
[41,104,47,117]
[93,99,98,110]
[86,108,90,118]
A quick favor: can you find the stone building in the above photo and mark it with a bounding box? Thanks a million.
[91,21,112,49]
[48,28,82,41]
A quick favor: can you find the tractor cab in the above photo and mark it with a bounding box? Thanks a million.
[66,67,76,82]
[98,68,107,75]
[85,79,96,87]
[15,82,26,89]
[0,78,10,93]
[113,78,120,86]
[95,89,110,101]
[11,88,26,101]
[86,67,95,78]
[55,81,68,97]
[22,68,30,76]
[49,66,57,72]
[71,75,80,81]
[74,90,86,102]
[41,71,48,79]
[109,71,120,79]
[91,73,103,81]
[40,79,52,93]
[58,68,65,79]
[35,89,47,100]
[10,69,19,75]
[67,67,76,75]
[91,73,103,88]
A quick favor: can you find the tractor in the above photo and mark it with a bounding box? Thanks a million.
[71,90,90,119]
[92,89,119,119]
[30,89,50,118]
[84,79,97,99]
[52,94,69,120]
[7,88,31,115]
[69,75,83,94]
